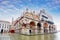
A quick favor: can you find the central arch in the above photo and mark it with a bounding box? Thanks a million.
[29,21,35,28]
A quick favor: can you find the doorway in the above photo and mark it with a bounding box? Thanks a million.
[1,29,3,33]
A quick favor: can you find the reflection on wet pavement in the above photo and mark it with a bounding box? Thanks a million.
[0,32,60,40]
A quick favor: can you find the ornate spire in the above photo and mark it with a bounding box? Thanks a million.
[12,17,14,25]
[38,9,45,16]
[26,8,28,12]
[40,9,45,13]
[33,10,35,13]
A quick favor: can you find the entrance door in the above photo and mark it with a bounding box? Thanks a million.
[29,29,31,34]
[37,23,41,29]
[1,29,3,33]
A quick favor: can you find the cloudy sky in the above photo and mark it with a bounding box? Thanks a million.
[0,0,60,30]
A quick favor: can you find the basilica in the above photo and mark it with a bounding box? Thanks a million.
[12,8,56,35]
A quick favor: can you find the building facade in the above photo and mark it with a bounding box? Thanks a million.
[13,9,56,35]
[0,20,10,33]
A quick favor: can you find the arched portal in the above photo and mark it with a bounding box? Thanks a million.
[43,22,48,28]
[43,22,48,33]
[29,21,35,28]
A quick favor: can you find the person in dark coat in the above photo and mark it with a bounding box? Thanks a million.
[29,30,31,34]
[37,23,41,30]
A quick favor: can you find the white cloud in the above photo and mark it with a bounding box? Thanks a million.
[7,4,19,10]
[0,6,9,14]
[0,0,19,10]
[56,24,60,31]
[1,1,10,5]
[45,0,60,10]
[52,14,59,23]
[0,2,21,22]
[1,1,8,4]
[53,0,60,4]
[0,4,25,22]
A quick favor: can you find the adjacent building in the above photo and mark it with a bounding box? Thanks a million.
[0,20,10,33]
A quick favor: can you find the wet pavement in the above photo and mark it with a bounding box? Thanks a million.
[0,32,60,40]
